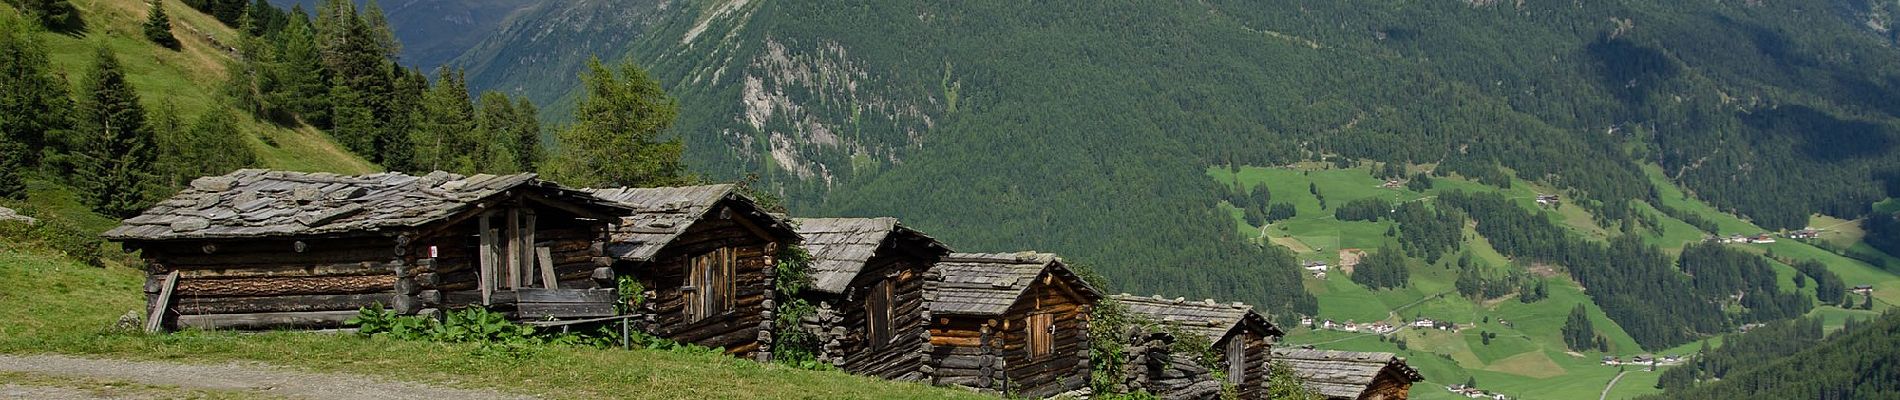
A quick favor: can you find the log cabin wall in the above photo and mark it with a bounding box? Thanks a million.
[137,237,405,330]
[633,214,779,360]
[995,277,1092,398]
[927,317,1005,391]
[410,201,615,317]
[827,257,931,380]
[1360,369,1414,400]
[1229,330,1273,399]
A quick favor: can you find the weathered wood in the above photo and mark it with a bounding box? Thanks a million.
[516,302,616,319]
[479,211,495,305]
[516,288,617,303]
[175,275,397,297]
[537,246,557,289]
[523,211,537,287]
[173,293,394,314]
[506,208,521,288]
[146,271,179,333]
[443,289,517,306]
[174,262,391,279]
[177,310,360,330]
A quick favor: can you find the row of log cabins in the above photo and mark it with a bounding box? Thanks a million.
[105,169,1421,399]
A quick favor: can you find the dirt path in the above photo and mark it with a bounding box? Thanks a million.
[1600,370,1628,400]
[0,354,533,400]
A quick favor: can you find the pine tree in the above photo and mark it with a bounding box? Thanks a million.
[475,91,523,173]
[1562,304,1597,351]
[0,14,70,166]
[15,0,82,31]
[73,47,158,218]
[513,97,542,172]
[144,0,179,49]
[159,107,256,187]
[271,13,329,127]
[544,58,687,188]
[410,67,477,173]
[359,0,400,60]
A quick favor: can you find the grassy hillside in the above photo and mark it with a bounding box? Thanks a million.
[19,0,375,175]
[1216,164,1897,399]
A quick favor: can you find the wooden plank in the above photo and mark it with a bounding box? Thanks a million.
[537,246,558,289]
[516,302,616,319]
[524,211,538,287]
[506,208,521,289]
[516,288,617,303]
[173,293,395,314]
[175,262,391,279]
[174,275,397,297]
[145,271,179,333]
[176,310,360,330]
[479,211,495,305]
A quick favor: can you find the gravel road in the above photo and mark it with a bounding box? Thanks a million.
[0,354,534,400]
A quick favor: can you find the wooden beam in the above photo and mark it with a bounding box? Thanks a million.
[516,288,617,303]
[519,191,615,220]
[727,208,779,243]
[516,302,617,319]
[145,271,179,333]
[478,211,495,305]
[506,208,522,289]
[176,310,360,330]
[524,211,539,287]
[537,246,558,289]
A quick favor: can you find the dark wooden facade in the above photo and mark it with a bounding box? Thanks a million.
[1115,294,1285,399]
[1272,348,1424,400]
[104,170,629,331]
[590,185,799,362]
[925,252,1102,398]
[793,217,949,380]
[1111,327,1223,400]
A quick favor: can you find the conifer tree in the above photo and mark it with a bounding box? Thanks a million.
[512,97,542,171]
[475,91,524,173]
[0,14,69,165]
[1562,304,1597,351]
[144,0,179,49]
[409,67,476,173]
[14,0,81,31]
[271,14,329,127]
[544,58,687,188]
[73,47,158,218]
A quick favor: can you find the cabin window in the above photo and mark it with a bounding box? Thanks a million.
[687,247,736,323]
[867,278,896,347]
[1225,336,1247,384]
[1027,313,1054,359]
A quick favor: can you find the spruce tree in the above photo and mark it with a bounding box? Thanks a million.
[544,58,687,188]
[1562,304,1597,351]
[73,47,158,218]
[410,67,477,173]
[0,136,23,200]
[475,91,524,173]
[271,14,329,127]
[144,0,179,49]
[0,14,70,167]
[512,97,542,172]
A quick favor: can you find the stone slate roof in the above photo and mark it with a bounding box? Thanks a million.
[1113,294,1283,343]
[793,217,950,295]
[926,252,1102,316]
[104,169,622,241]
[587,184,798,262]
[1271,348,1423,399]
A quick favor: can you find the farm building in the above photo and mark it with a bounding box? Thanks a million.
[925,252,1103,397]
[793,217,951,380]
[104,170,630,331]
[1108,326,1224,400]
[1114,294,1285,399]
[589,184,800,362]
[1272,348,1424,400]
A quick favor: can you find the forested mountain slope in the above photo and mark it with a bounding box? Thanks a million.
[447,0,1900,322]
[267,0,533,70]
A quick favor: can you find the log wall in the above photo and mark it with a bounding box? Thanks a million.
[137,201,613,331]
[928,318,1005,392]
[994,277,1092,398]
[632,215,779,361]
[1361,370,1414,400]
[809,257,931,381]
[1226,330,1272,399]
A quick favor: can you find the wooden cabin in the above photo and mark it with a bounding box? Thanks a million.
[1271,349,1424,400]
[1110,326,1223,400]
[589,185,799,362]
[1115,294,1285,399]
[104,170,630,331]
[925,252,1102,397]
[793,217,950,380]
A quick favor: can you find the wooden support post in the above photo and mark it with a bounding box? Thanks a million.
[524,211,537,287]
[537,246,558,289]
[506,208,521,289]
[144,271,179,333]
[478,211,496,305]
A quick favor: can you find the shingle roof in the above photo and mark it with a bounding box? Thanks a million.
[103,169,621,241]
[1113,294,1284,343]
[1271,348,1423,399]
[926,252,1102,316]
[793,217,949,295]
[588,184,798,262]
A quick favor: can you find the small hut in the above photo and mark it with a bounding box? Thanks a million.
[104,170,630,331]
[794,217,951,380]
[1115,294,1285,398]
[1112,327,1224,400]
[589,184,799,362]
[925,252,1102,397]
[1271,348,1424,400]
